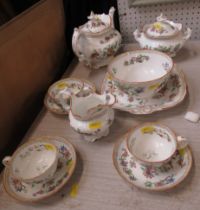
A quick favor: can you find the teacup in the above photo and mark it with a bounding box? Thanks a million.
[126,123,188,166]
[2,141,58,183]
[108,50,173,99]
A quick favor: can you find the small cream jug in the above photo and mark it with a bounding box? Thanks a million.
[69,93,115,142]
[72,7,122,69]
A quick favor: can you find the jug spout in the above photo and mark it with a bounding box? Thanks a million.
[70,93,115,121]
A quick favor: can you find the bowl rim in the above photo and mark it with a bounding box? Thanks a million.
[126,122,178,165]
[107,49,174,84]
[9,141,58,182]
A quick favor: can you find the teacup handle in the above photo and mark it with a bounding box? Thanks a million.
[177,136,188,150]
[2,156,12,167]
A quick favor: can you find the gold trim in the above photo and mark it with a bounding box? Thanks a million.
[3,136,77,203]
[45,78,96,115]
[125,122,178,165]
[112,133,193,191]
[107,50,174,85]
[101,67,187,115]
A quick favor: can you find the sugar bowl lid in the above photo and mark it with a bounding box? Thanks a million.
[144,14,182,39]
[83,11,111,34]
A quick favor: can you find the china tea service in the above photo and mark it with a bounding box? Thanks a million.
[2,9,194,202]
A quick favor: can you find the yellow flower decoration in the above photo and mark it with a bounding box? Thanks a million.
[141,126,155,134]
[89,121,102,129]
[56,82,68,90]
[148,83,160,90]
[44,144,55,151]
[70,183,79,198]
[107,73,113,81]
[153,22,163,31]
[178,148,185,156]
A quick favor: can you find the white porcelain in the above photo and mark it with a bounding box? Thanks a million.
[2,141,58,183]
[69,93,115,141]
[102,65,187,115]
[107,50,173,99]
[3,136,76,202]
[134,14,192,57]
[113,134,192,191]
[126,123,188,166]
[45,78,96,115]
[72,7,122,69]
[70,93,115,121]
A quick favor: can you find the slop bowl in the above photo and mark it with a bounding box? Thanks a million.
[108,50,174,99]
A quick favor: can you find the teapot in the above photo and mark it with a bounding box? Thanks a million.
[69,93,115,142]
[72,7,122,69]
[133,14,192,57]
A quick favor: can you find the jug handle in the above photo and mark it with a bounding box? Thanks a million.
[177,136,188,150]
[72,28,85,61]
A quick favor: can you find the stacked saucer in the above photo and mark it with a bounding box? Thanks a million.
[2,136,76,202]
[113,123,192,191]
[44,78,96,115]
[101,50,187,115]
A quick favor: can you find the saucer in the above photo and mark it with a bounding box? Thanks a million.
[101,67,187,114]
[113,135,192,191]
[3,136,76,202]
[44,78,96,115]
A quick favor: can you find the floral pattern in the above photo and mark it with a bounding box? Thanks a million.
[101,68,186,115]
[150,22,167,34]
[141,126,172,142]
[115,138,191,190]
[45,80,95,115]
[123,55,149,66]
[6,139,76,201]
[90,40,121,59]
[100,32,119,44]
[144,44,181,56]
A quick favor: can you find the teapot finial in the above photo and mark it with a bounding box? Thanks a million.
[109,7,115,28]
[157,13,167,22]
[88,11,95,20]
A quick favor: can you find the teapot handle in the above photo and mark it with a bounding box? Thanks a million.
[2,156,12,167]
[72,28,85,61]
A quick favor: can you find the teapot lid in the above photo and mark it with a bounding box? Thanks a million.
[82,11,111,34]
[144,14,182,39]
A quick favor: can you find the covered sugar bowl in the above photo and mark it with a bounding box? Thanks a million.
[72,7,122,69]
[133,14,192,57]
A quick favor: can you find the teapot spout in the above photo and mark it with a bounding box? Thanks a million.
[109,7,115,28]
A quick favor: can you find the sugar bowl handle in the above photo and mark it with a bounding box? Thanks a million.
[177,136,188,150]
[2,156,12,167]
